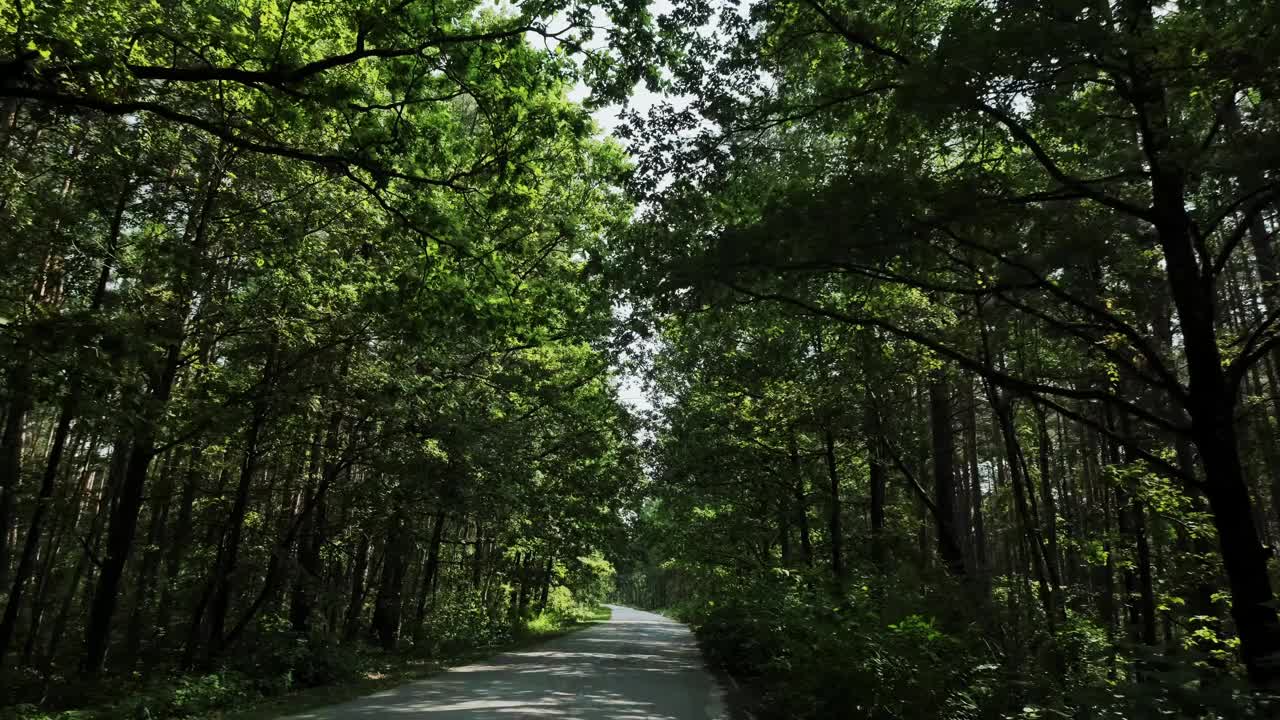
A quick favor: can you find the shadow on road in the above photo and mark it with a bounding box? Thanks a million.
[284,606,726,719]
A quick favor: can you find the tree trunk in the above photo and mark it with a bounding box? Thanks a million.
[929,377,967,578]
[124,451,175,662]
[1033,405,1060,586]
[789,430,813,566]
[537,557,554,612]
[865,404,887,576]
[0,185,128,661]
[372,510,408,651]
[990,391,1060,626]
[206,377,272,659]
[0,360,32,593]
[823,426,844,581]
[82,148,223,673]
[46,442,122,668]
[414,510,448,625]
[963,379,988,581]
[158,446,202,642]
[471,524,485,589]
[777,494,792,566]
[1153,164,1280,685]
[1124,0,1280,684]
[82,343,181,672]
[21,436,95,663]
[290,427,327,634]
[344,533,371,643]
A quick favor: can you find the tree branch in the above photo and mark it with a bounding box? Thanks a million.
[974,101,1154,221]
[0,87,474,190]
[722,280,1185,435]
[799,0,912,66]
[124,24,556,87]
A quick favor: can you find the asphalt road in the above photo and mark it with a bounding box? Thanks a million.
[281,605,728,719]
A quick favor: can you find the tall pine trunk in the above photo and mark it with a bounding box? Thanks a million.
[929,377,967,578]
[823,426,844,581]
[0,183,129,659]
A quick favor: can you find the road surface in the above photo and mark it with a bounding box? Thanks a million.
[281,605,728,719]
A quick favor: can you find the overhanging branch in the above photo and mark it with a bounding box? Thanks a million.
[722,280,1186,436]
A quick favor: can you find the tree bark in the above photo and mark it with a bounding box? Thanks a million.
[82,342,181,671]
[206,369,272,659]
[82,147,223,672]
[1124,0,1280,684]
[789,429,813,566]
[158,446,202,641]
[290,425,328,634]
[414,510,448,625]
[0,184,129,660]
[0,360,32,593]
[1033,405,1060,586]
[823,426,844,581]
[990,391,1060,626]
[372,510,409,651]
[865,403,887,576]
[963,379,988,580]
[124,450,175,662]
[929,377,967,578]
[537,557,554,612]
[344,533,371,643]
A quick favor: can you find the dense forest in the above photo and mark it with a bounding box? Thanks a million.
[3,0,1280,719]
[0,0,640,716]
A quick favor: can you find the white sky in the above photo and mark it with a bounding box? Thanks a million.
[562,0,674,133]
[553,1,676,416]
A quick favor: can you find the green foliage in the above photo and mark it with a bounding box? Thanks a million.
[523,589,612,639]
[416,590,515,657]
[680,574,979,720]
[1,672,256,720]
[567,553,617,607]
[236,633,365,693]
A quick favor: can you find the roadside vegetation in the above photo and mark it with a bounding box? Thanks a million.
[3,586,612,720]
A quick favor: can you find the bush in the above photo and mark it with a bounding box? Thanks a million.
[149,672,255,718]
[570,554,617,606]
[3,672,258,720]
[545,586,577,617]
[414,589,512,657]
[522,586,609,639]
[677,571,1280,720]
[685,573,999,720]
[237,632,365,692]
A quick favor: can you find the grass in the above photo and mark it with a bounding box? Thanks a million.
[521,604,612,641]
[582,605,613,622]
